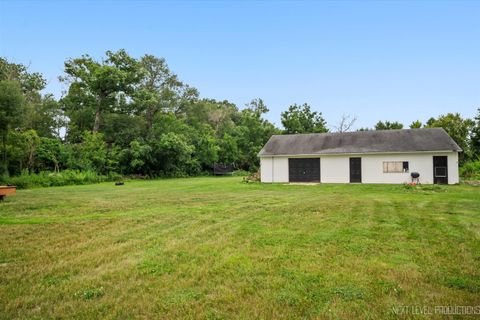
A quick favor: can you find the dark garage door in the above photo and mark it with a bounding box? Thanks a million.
[433,156,448,184]
[289,158,320,182]
[349,157,362,183]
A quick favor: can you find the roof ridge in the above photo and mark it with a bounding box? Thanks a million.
[272,127,444,137]
[260,127,461,156]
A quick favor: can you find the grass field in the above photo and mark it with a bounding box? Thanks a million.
[1,177,479,319]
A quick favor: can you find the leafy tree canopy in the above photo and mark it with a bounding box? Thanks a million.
[374,120,404,130]
[281,103,328,134]
[425,113,474,160]
[409,120,423,129]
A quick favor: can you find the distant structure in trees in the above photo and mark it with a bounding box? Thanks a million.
[213,163,234,175]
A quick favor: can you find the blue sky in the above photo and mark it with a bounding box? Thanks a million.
[1,0,479,129]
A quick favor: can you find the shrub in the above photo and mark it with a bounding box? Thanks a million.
[242,170,260,183]
[0,170,118,189]
[460,160,480,180]
[232,169,249,177]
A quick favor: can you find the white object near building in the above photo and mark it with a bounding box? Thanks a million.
[258,128,460,184]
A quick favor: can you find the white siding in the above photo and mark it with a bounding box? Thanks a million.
[448,152,460,184]
[273,157,289,182]
[362,153,432,184]
[260,152,459,184]
[361,152,459,184]
[260,157,273,182]
[321,156,349,183]
[260,157,289,183]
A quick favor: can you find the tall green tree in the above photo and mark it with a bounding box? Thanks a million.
[36,137,66,172]
[70,132,118,174]
[1,57,55,137]
[61,49,142,133]
[182,99,238,135]
[25,94,65,138]
[246,98,269,115]
[7,130,40,174]
[426,113,474,160]
[152,132,196,176]
[0,80,25,175]
[374,120,404,130]
[218,133,239,165]
[470,108,480,158]
[409,120,422,129]
[0,58,46,103]
[234,99,278,169]
[281,103,328,134]
[119,140,153,174]
[134,55,191,132]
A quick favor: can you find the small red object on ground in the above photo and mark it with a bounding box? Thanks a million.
[0,186,16,201]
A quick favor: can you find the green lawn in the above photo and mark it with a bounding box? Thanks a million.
[1,177,479,319]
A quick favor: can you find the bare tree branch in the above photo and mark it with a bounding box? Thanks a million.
[334,113,357,132]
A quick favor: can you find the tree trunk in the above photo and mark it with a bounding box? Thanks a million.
[93,93,105,133]
[146,108,154,132]
[93,106,101,133]
[27,147,35,173]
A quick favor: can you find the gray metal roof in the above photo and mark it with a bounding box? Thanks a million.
[258,128,461,156]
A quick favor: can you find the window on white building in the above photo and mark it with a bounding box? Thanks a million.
[383,161,409,173]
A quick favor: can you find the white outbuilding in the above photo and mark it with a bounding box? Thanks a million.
[258,128,461,184]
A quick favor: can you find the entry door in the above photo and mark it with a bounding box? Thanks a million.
[288,158,320,182]
[349,157,362,183]
[433,156,448,184]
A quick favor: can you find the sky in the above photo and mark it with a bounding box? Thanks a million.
[1,0,479,130]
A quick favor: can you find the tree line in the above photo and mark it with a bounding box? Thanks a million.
[1,49,479,182]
